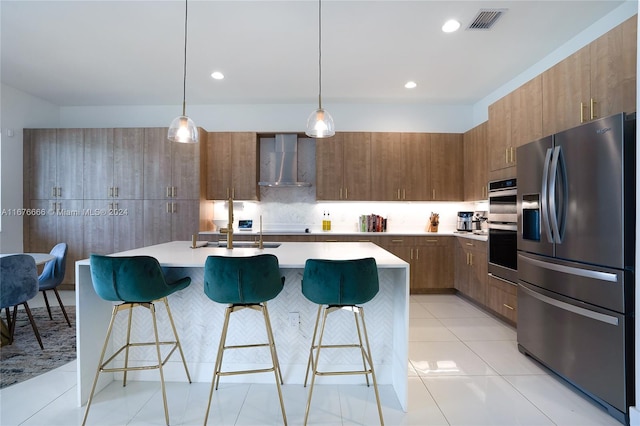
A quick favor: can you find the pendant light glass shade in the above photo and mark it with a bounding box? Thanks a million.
[168,115,199,143]
[305,0,335,138]
[168,0,198,144]
[306,108,335,138]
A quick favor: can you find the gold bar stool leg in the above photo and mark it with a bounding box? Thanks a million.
[304,307,330,426]
[204,306,232,426]
[353,307,370,387]
[359,306,384,425]
[122,305,133,387]
[82,305,119,426]
[150,303,171,426]
[161,297,192,383]
[304,305,323,387]
[263,303,287,423]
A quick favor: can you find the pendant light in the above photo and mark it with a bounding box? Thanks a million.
[168,0,198,144]
[305,0,335,138]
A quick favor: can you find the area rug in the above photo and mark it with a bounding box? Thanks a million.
[0,306,76,389]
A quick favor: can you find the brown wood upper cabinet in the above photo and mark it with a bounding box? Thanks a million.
[206,132,259,200]
[488,76,543,177]
[430,133,463,201]
[463,122,488,201]
[316,132,371,200]
[542,15,637,136]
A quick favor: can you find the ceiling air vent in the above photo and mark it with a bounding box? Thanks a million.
[467,9,507,30]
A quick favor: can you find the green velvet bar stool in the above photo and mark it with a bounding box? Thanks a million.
[82,255,192,426]
[203,254,287,425]
[301,257,384,425]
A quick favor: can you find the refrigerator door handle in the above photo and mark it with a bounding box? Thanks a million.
[519,284,619,326]
[518,254,619,282]
[549,146,564,243]
[541,147,554,243]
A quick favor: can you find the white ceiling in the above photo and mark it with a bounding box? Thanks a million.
[0,0,628,108]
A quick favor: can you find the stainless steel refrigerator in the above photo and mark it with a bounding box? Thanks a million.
[516,112,635,424]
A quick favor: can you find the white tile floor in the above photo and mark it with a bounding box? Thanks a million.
[0,292,622,425]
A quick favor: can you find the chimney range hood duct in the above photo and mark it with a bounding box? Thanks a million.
[258,134,312,187]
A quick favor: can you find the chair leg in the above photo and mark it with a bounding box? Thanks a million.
[358,307,384,425]
[304,305,323,387]
[82,305,119,426]
[150,302,171,426]
[204,305,232,426]
[353,308,370,387]
[22,302,44,350]
[262,303,287,425]
[42,290,53,320]
[304,306,330,426]
[52,288,72,327]
[161,297,191,383]
[122,305,134,387]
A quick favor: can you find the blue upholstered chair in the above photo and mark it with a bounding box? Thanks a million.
[38,243,70,326]
[0,254,43,349]
[301,257,384,425]
[82,254,192,426]
[203,254,287,425]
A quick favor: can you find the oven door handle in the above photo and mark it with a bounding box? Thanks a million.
[488,222,517,231]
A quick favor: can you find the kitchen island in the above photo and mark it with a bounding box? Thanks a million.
[75,241,409,410]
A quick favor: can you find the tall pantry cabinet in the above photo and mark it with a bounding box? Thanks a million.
[23,129,84,286]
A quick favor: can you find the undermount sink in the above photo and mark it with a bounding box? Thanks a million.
[210,241,281,248]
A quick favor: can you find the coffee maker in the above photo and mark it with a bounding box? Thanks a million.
[456,211,474,231]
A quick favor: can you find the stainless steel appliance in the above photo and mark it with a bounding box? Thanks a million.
[456,211,474,231]
[517,112,635,425]
[488,178,517,284]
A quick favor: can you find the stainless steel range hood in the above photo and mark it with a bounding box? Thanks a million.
[258,134,312,187]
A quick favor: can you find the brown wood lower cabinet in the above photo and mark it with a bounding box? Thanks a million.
[454,238,487,305]
[485,274,518,325]
[376,236,454,293]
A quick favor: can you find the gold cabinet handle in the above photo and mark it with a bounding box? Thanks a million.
[397,188,401,200]
[469,253,473,266]
[172,202,177,213]
[410,248,414,260]
[580,102,586,123]
[345,188,348,199]
[403,189,406,200]
[166,187,171,198]
[511,146,515,163]
[503,303,515,311]
[56,187,61,197]
[108,187,113,198]
[172,186,177,198]
[505,147,509,164]
[590,98,597,120]
[415,247,419,260]
[391,239,404,243]
[466,242,474,246]
[114,186,119,198]
[166,202,171,213]
[232,187,235,199]
[52,187,57,198]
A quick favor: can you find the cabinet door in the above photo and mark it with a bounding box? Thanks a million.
[402,133,431,201]
[27,129,58,200]
[590,24,624,121]
[83,199,114,256]
[206,133,233,199]
[83,129,114,199]
[144,128,173,199]
[171,138,200,200]
[430,133,462,201]
[412,238,454,292]
[315,135,344,200]
[28,199,58,254]
[114,128,144,200]
[112,200,145,253]
[463,122,488,201]
[488,94,513,172]
[371,133,402,200]
[56,129,84,200]
[171,200,200,241]
[143,200,173,246]
[54,199,84,285]
[621,15,637,114]
[229,132,258,200]
[342,132,371,200]
[511,76,543,148]
[542,45,590,135]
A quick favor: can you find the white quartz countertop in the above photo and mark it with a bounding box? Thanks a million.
[77,241,409,269]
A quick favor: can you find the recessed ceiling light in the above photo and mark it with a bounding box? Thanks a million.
[405,81,417,89]
[442,19,461,33]
[211,71,224,80]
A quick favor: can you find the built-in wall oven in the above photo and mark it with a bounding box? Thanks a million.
[488,178,517,283]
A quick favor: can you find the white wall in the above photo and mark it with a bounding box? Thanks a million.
[0,84,59,253]
[59,102,473,134]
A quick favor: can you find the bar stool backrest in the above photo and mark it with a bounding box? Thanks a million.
[89,254,188,303]
[302,257,379,306]
[204,254,284,304]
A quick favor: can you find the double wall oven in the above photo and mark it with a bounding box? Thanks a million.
[488,178,517,284]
